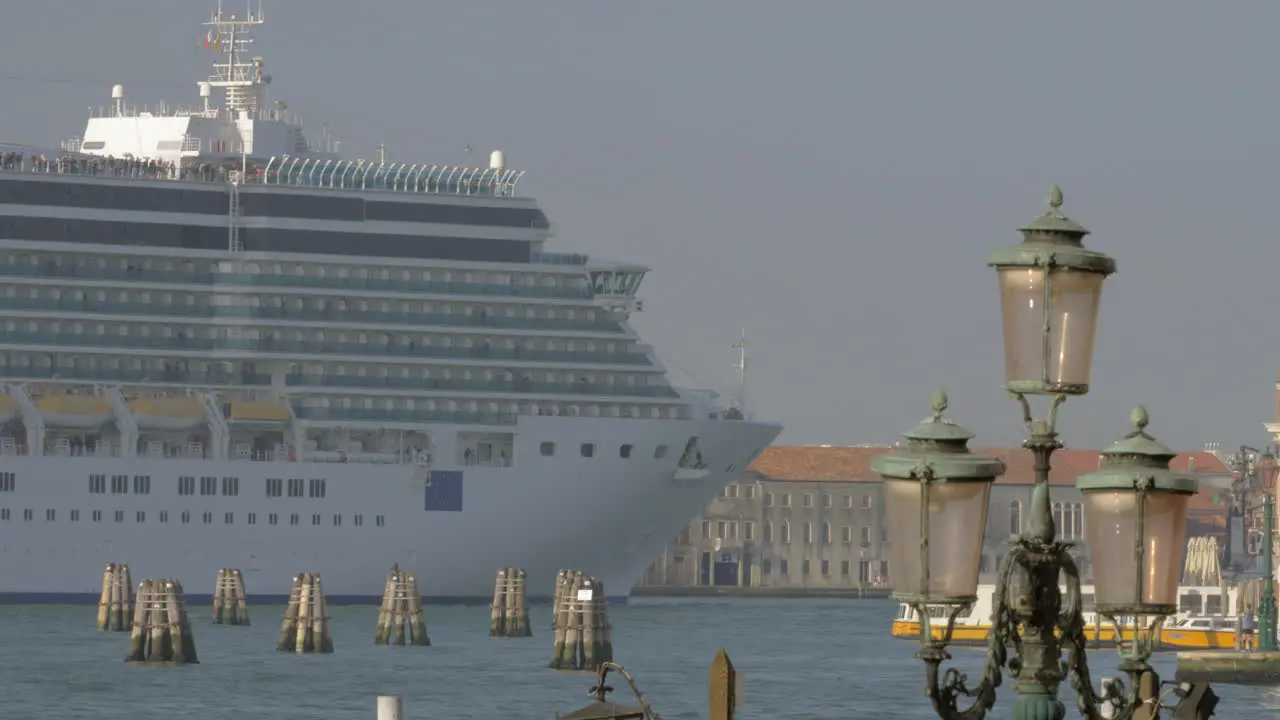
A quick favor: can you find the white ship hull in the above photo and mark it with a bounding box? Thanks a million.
[0,414,780,602]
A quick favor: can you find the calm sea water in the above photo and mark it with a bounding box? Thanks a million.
[2,598,1276,719]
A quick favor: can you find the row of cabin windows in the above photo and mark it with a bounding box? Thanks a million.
[702,519,875,545]
[88,475,327,499]
[0,508,384,527]
[539,442,668,459]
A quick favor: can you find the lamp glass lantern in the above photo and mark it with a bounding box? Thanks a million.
[1258,450,1279,493]
[1076,407,1198,613]
[872,391,1006,603]
[988,186,1117,396]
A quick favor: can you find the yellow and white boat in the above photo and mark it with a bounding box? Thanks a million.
[891,583,1244,652]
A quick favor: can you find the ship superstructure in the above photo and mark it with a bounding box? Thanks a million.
[0,3,782,602]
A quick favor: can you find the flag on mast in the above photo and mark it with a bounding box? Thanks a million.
[203,29,213,47]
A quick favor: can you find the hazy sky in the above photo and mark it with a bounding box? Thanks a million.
[2,0,1275,453]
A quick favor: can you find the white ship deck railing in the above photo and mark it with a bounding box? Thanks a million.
[0,295,625,335]
[0,258,594,300]
[0,152,528,199]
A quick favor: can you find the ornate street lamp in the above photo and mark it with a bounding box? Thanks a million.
[877,187,1209,720]
[1254,450,1278,651]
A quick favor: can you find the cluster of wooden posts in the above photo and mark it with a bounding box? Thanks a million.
[549,569,613,671]
[96,562,623,678]
[375,565,430,646]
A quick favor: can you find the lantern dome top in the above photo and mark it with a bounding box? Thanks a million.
[1076,406,1199,494]
[871,390,1006,482]
[988,185,1117,277]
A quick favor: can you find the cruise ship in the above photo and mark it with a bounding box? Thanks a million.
[0,5,782,603]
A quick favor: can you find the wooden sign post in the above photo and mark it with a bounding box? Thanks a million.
[709,649,737,720]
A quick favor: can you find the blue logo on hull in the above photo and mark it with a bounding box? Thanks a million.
[424,471,463,512]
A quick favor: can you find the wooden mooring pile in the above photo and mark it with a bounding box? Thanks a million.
[489,566,531,638]
[277,572,334,654]
[96,562,133,631]
[549,572,612,671]
[212,568,250,626]
[124,579,199,665]
[374,565,430,646]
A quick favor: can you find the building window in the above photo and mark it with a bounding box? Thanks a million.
[248,513,256,525]
[132,475,151,494]
[859,560,872,583]
[780,493,791,507]
[822,493,832,508]
[822,522,832,544]
[820,559,830,576]
[0,471,13,492]
[764,522,773,543]
[199,476,217,496]
[716,521,728,539]
[762,559,772,575]
[287,478,304,497]
[580,443,595,458]
[178,476,195,496]
[375,515,386,527]
[136,511,145,523]
[844,494,853,508]
[222,477,240,496]
[266,478,283,497]
[744,521,755,541]
[540,442,556,456]
[308,479,326,498]
[779,559,789,576]
[723,484,738,498]
[1009,501,1023,536]
[802,559,811,575]
[70,509,80,522]
[803,522,813,544]
[860,494,873,509]
[743,484,755,499]
[802,493,813,508]
[619,444,633,459]
[1052,502,1063,536]
[842,526,853,543]
[89,474,107,494]
[860,526,872,545]
[1071,503,1084,540]
[763,492,773,507]
[840,560,851,577]
[702,520,712,539]
[781,521,791,544]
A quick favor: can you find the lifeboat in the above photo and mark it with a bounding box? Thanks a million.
[226,401,290,424]
[129,396,206,432]
[0,394,17,424]
[35,395,112,429]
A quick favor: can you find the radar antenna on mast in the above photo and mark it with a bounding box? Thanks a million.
[203,1,270,117]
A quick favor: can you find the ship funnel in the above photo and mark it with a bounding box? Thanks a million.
[489,150,505,170]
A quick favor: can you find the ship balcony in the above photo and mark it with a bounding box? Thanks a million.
[224,338,650,367]
[0,394,17,423]
[0,364,271,387]
[292,405,517,427]
[0,261,594,302]
[223,401,291,425]
[285,374,680,399]
[127,396,206,431]
[34,395,112,429]
[0,296,626,335]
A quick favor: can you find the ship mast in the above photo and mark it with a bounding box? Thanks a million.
[204,1,269,117]
[732,330,748,418]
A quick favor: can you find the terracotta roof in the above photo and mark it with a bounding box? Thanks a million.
[748,445,1231,488]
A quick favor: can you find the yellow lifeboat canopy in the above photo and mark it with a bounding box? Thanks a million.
[129,396,206,432]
